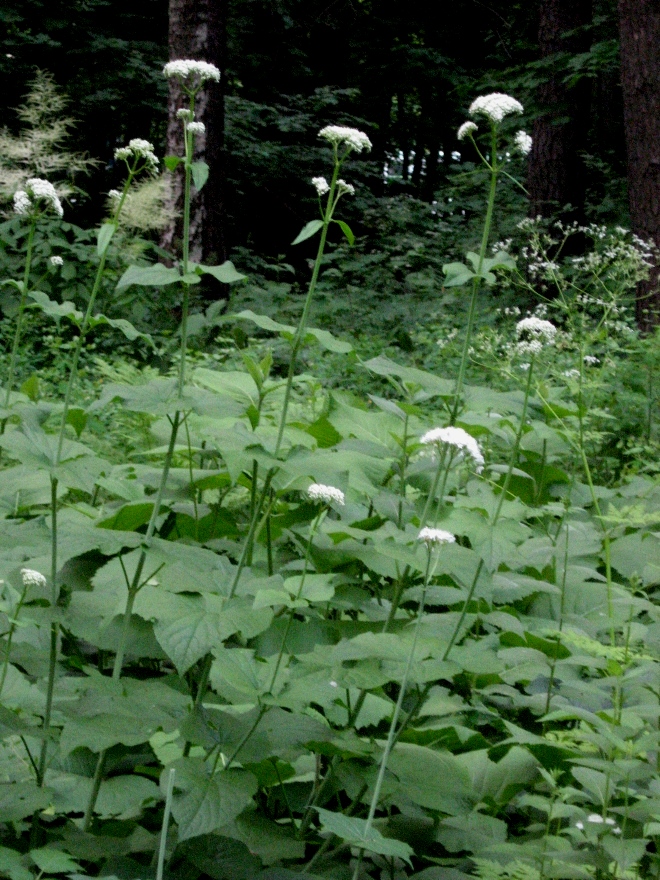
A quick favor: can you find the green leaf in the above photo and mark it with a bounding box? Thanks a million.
[442,261,476,288]
[96,221,116,256]
[66,407,87,438]
[387,743,472,815]
[292,219,323,245]
[164,155,182,172]
[20,373,40,402]
[116,263,181,291]
[197,260,246,284]
[316,808,413,863]
[172,761,257,841]
[89,312,153,343]
[28,290,82,324]
[0,782,51,822]
[335,219,355,245]
[191,161,210,190]
[0,847,32,880]
[30,848,81,874]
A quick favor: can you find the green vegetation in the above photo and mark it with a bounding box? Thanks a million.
[0,54,659,880]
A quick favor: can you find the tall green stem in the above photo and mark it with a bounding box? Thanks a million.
[451,127,499,425]
[2,218,37,432]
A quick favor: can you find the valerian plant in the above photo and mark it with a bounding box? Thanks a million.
[0,78,657,880]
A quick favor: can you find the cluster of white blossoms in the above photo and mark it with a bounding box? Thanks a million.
[114,138,159,173]
[21,568,47,588]
[336,179,355,196]
[575,814,621,834]
[312,176,330,196]
[163,59,221,84]
[186,121,205,135]
[50,255,63,267]
[513,130,533,155]
[584,355,600,366]
[307,483,345,506]
[515,316,557,355]
[418,527,456,545]
[420,426,485,473]
[13,178,63,218]
[469,92,524,124]
[318,125,372,153]
[457,121,478,141]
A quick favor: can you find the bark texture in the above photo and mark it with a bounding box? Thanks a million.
[163,0,227,283]
[618,0,660,329]
[527,0,592,221]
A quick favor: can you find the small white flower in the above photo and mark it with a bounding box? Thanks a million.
[564,369,580,379]
[337,179,355,196]
[108,189,121,202]
[515,317,556,356]
[513,130,532,155]
[469,92,524,124]
[186,121,205,135]
[50,255,63,267]
[419,426,484,472]
[329,680,339,688]
[418,527,456,545]
[457,121,477,141]
[307,483,345,506]
[114,139,159,173]
[14,179,63,218]
[176,108,193,120]
[163,59,221,84]
[584,355,600,366]
[21,568,47,588]
[312,176,330,195]
[318,125,372,153]
[575,821,584,830]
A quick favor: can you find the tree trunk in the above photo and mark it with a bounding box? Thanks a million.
[618,0,660,330]
[163,0,227,296]
[527,0,592,221]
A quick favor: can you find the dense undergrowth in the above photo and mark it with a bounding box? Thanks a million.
[0,66,659,880]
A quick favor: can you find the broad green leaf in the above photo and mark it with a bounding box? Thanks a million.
[197,260,246,284]
[30,848,81,874]
[0,847,32,880]
[387,743,472,815]
[20,374,39,402]
[164,155,182,171]
[66,407,87,438]
[28,290,82,323]
[292,219,323,245]
[179,833,261,879]
[191,160,210,190]
[171,760,257,841]
[316,808,413,863]
[442,261,475,288]
[96,221,116,256]
[0,782,51,822]
[116,263,181,291]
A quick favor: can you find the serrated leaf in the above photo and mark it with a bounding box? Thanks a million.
[30,848,81,874]
[164,155,182,172]
[191,160,210,191]
[0,782,51,822]
[292,219,323,245]
[97,222,116,256]
[28,290,82,323]
[316,808,413,863]
[172,762,257,841]
[0,847,32,880]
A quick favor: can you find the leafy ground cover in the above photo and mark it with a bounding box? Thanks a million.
[0,69,659,880]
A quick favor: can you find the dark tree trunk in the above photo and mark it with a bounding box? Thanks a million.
[163,0,227,298]
[618,0,660,329]
[527,0,592,221]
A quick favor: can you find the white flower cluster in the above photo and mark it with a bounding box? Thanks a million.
[186,121,205,135]
[564,369,580,379]
[420,426,485,473]
[50,255,63,267]
[176,108,193,121]
[469,92,524,124]
[337,179,355,196]
[575,814,621,834]
[307,483,345,506]
[515,316,557,355]
[457,121,477,141]
[513,130,532,155]
[114,138,159,173]
[584,355,600,366]
[13,178,63,218]
[312,176,330,196]
[163,59,221,84]
[21,568,47,588]
[108,188,121,202]
[418,527,456,545]
[318,125,372,153]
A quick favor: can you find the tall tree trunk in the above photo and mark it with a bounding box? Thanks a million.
[163,0,227,296]
[618,0,660,330]
[527,0,592,221]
